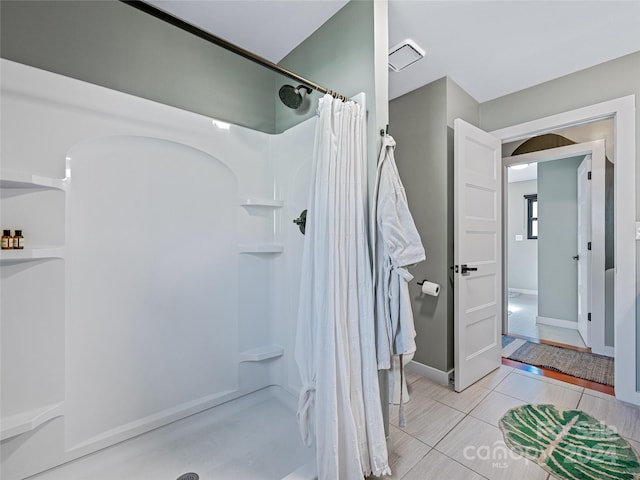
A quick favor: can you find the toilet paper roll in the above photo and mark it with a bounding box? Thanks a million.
[421,281,440,297]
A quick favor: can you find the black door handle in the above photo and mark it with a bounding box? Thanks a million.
[460,264,478,274]
[572,255,580,260]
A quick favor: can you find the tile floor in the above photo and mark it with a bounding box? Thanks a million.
[507,292,586,348]
[370,366,640,480]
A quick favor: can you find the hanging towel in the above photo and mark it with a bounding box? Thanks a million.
[295,94,391,479]
[372,134,425,424]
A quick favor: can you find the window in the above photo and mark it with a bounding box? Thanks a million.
[525,194,538,239]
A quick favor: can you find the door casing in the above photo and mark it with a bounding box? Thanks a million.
[490,95,637,405]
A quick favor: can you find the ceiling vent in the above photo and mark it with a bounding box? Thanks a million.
[388,39,425,72]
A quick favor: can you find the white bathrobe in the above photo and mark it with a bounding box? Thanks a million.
[373,134,425,372]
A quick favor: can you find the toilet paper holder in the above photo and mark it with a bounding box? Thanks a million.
[416,279,440,297]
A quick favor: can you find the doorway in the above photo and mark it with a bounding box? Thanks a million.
[505,158,588,349]
[501,138,613,389]
[488,96,637,405]
[503,133,612,347]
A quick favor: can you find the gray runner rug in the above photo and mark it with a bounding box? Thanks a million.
[507,341,614,386]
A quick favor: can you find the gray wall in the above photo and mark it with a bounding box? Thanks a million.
[446,78,480,128]
[276,1,375,131]
[390,78,448,372]
[508,180,538,292]
[537,156,583,323]
[480,50,640,383]
[389,77,479,374]
[0,0,278,133]
[276,0,379,188]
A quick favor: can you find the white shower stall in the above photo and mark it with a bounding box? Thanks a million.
[0,59,322,479]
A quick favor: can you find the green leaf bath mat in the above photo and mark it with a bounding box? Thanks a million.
[499,404,640,480]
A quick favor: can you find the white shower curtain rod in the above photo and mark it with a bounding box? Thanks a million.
[121,1,350,102]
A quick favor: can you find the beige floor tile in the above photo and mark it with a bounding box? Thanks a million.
[583,387,616,401]
[402,449,485,480]
[367,425,430,480]
[404,368,423,385]
[410,376,491,413]
[578,393,640,442]
[469,391,528,427]
[510,368,584,392]
[435,416,548,480]
[494,371,582,408]
[475,365,514,390]
[393,393,466,447]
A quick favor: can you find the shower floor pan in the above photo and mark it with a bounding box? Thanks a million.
[29,387,315,480]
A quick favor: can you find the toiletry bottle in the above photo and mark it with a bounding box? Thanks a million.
[1,230,12,249]
[13,230,24,250]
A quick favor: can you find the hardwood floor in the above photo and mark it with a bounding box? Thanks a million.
[501,357,615,396]
[507,332,592,353]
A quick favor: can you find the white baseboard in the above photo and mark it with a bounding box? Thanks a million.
[591,345,615,358]
[406,360,452,386]
[508,288,538,295]
[536,316,578,330]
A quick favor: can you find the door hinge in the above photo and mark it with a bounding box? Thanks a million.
[588,171,592,180]
[588,241,592,250]
[588,312,592,322]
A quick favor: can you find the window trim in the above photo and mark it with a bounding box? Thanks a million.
[525,194,538,239]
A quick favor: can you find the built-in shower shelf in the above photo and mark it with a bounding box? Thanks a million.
[238,243,284,254]
[239,198,284,208]
[0,247,65,263]
[0,170,68,190]
[239,345,284,362]
[1,402,64,440]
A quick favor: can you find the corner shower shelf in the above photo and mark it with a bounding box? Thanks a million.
[1,402,64,440]
[239,198,283,208]
[0,170,68,191]
[239,345,284,362]
[238,243,284,254]
[0,247,65,264]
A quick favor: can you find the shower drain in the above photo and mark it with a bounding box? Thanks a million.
[176,473,199,480]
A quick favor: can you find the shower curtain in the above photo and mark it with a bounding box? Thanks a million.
[295,94,391,479]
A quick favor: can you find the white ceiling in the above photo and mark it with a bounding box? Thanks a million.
[388,1,640,101]
[508,163,537,183]
[147,0,349,62]
[147,0,640,103]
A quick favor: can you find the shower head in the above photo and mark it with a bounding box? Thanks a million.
[279,84,313,109]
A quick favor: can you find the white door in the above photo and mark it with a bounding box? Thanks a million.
[453,119,502,392]
[577,155,591,346]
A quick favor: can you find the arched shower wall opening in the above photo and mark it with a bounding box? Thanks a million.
[0,59,317,480]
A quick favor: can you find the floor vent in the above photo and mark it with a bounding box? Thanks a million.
[176,473,199,480]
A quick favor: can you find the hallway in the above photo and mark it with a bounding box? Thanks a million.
[507,292,586,349]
